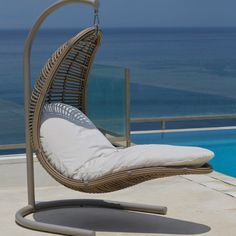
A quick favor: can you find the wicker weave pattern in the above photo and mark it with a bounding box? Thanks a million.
[29,27,213,194]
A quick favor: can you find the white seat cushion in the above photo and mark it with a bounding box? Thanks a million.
[40,103,214,181]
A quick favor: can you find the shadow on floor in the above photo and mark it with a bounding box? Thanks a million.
[33,207,211,234]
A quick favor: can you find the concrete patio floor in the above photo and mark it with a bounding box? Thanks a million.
[1,155,236,236]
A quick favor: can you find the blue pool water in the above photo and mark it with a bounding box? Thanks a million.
[132,129,236,178]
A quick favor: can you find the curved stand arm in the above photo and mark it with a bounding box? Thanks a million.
[23,0,100,208]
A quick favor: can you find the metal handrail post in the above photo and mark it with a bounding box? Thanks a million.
[125,68,131,147]
[23,0,99,208]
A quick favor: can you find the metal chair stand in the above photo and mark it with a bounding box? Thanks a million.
[15,1,167,235]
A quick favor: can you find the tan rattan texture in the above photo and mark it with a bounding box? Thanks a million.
[29,27,212,193]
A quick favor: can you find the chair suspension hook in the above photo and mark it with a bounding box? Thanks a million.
[93,8,100,34]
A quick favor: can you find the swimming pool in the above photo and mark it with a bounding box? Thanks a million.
[131,128,236,178]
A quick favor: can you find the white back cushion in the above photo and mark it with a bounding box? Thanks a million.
[40,103,116,177]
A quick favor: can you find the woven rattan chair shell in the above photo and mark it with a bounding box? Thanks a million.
[30,27,212,194]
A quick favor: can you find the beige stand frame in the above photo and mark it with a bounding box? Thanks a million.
[15,1,167,235]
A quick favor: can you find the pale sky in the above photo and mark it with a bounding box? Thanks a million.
[1,0,236,29]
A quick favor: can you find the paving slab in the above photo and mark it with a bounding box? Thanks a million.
[0,158,236,236]
[201,181,235,191]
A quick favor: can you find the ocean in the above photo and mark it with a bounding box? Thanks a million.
[1,27,236,146]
